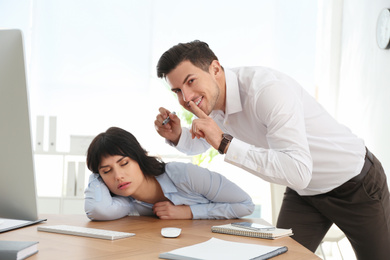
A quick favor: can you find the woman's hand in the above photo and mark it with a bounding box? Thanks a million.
[153,201,193,220]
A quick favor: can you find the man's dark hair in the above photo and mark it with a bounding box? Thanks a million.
[156,40,219,78]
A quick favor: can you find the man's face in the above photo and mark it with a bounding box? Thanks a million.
[166,60,221,116]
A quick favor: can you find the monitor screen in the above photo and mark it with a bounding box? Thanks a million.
[0,29,41,222]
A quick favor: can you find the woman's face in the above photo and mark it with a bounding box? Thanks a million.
[98,155,146,197]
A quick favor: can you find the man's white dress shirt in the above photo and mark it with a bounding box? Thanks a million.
[174,67,366,196]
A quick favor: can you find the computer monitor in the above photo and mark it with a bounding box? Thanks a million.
[0,29,46,232]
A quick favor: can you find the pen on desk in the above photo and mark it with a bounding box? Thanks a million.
[162,112,176,125]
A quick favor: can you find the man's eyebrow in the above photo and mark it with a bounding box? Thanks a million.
[182,74,193,84]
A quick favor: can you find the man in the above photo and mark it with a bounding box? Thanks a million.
[154,40,390,259]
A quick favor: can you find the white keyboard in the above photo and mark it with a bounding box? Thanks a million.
[37,225,135,240]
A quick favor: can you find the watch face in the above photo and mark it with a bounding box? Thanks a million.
[377,8,390,49]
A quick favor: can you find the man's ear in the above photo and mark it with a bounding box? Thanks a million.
[209,60,222,76]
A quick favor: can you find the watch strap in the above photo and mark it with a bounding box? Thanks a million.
[218,133,233,154]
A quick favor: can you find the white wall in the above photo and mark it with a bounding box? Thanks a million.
[0,1,325,221]
[3,0,387,210]
[338,0,390,177]
[317,0,390,178]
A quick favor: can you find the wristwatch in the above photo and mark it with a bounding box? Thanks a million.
[218,133,233,154]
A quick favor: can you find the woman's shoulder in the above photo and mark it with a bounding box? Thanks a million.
[165,161,207,173]
[165,161,184,167]
[165,161,191,174]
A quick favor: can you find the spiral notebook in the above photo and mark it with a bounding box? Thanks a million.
[211,223,293,239]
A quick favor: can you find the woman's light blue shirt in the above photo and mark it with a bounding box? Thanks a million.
[84,162,254,220]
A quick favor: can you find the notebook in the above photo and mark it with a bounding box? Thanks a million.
[159,237,287,260]
[211,223,293,239]
[0,241,38,260]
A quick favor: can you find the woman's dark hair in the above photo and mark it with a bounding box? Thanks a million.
[86,127,165,178]
[156,40,219,78]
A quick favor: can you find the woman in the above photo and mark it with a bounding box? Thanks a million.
[84,127,254,220]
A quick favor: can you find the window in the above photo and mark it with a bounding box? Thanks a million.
[1,0,318,222]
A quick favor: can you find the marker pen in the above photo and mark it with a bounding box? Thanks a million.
[162,112,176,125]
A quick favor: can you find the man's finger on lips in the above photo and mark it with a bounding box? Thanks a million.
[189,101,207,119]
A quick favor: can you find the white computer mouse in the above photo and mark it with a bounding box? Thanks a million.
[161,227,182,238]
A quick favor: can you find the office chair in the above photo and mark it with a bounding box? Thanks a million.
[319,225,345,260]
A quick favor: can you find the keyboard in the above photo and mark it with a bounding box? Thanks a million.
[37,225,135,240]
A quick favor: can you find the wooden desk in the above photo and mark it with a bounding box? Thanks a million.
[1,215,320,259]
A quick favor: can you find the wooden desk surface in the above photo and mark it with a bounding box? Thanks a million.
[0,215,320,260]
